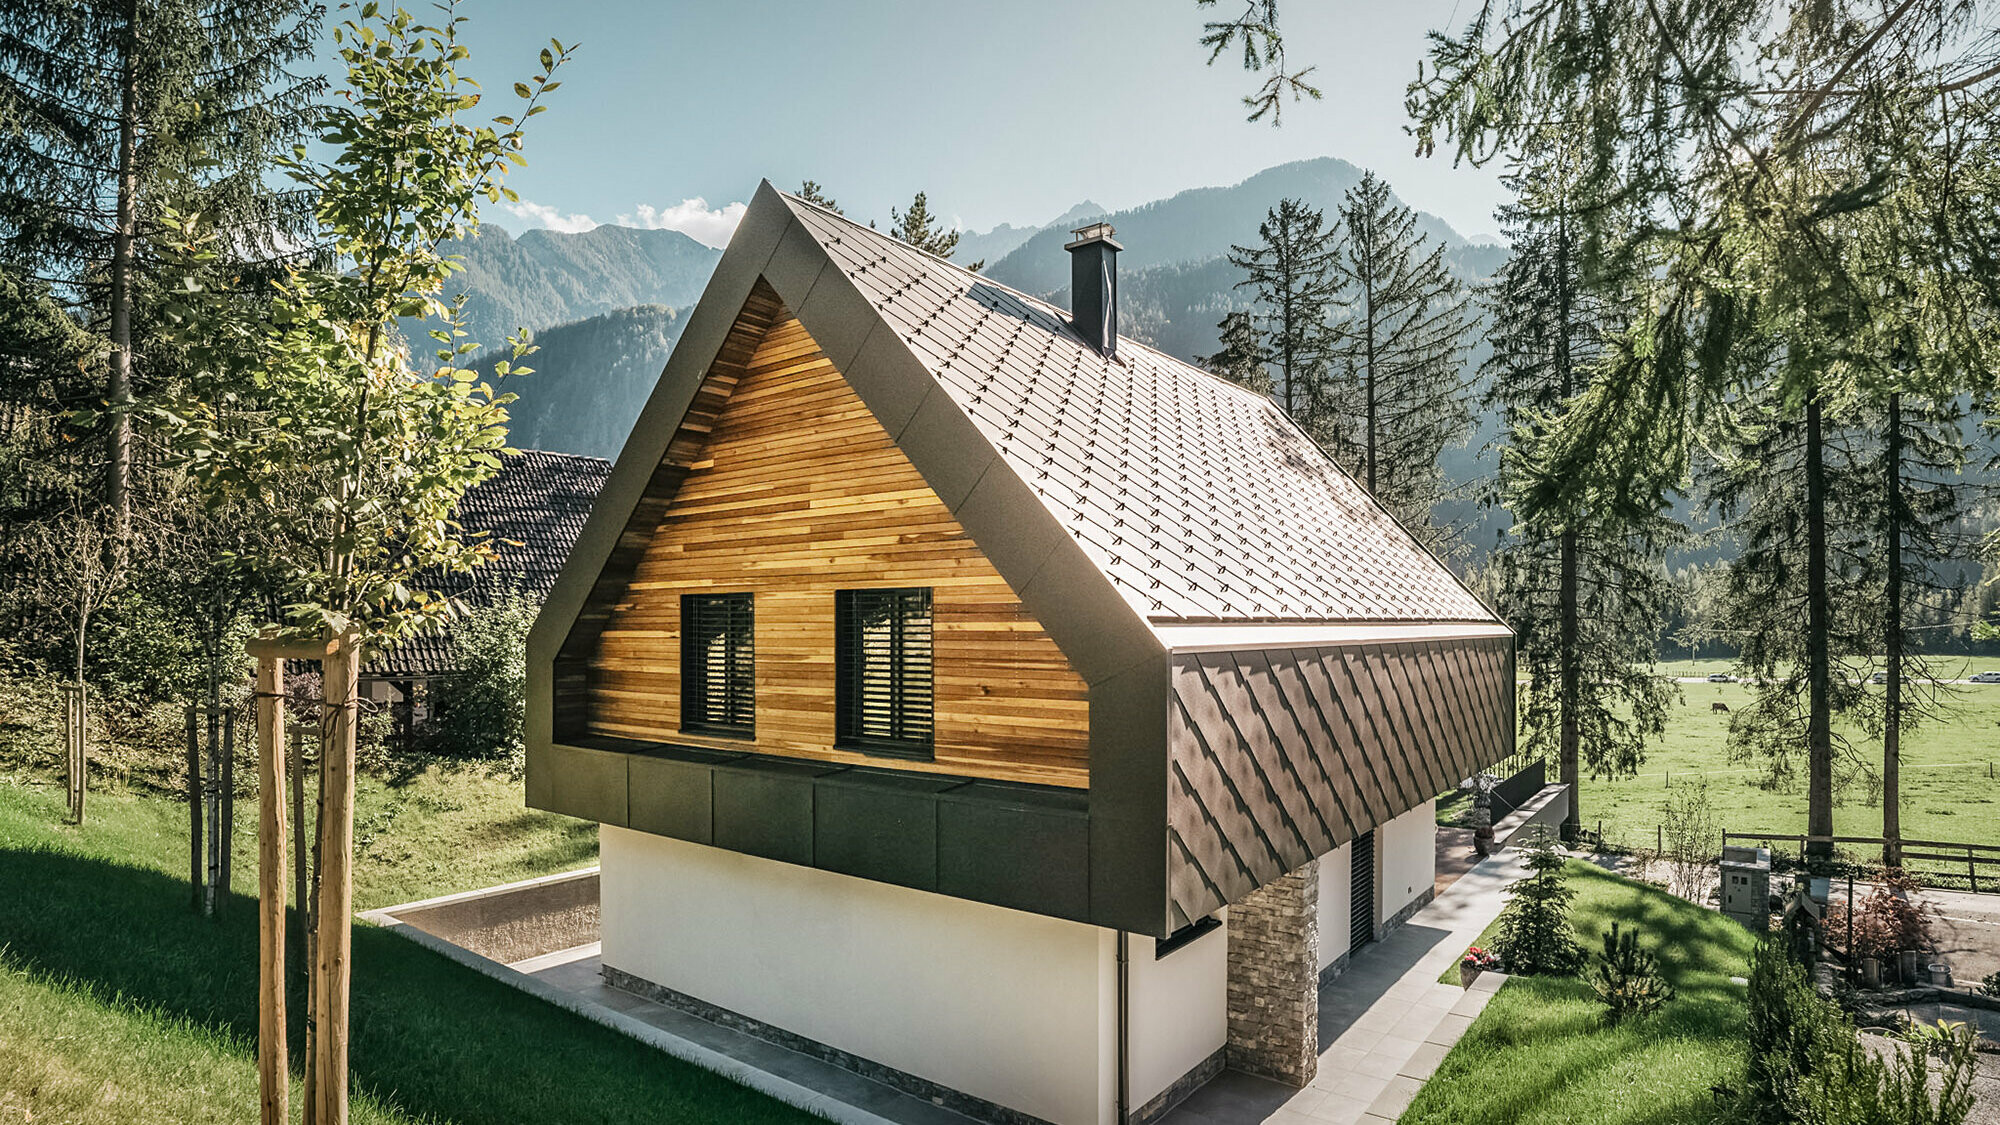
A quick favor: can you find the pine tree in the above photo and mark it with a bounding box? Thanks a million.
[0,0,322,537]
[1482,134,1674,837]
[1323,172,1473,545]
[890,191,979,270]
[1224,197,1339,423]
[1198,310,1272,394]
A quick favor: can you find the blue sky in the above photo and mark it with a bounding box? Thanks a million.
[438,1,1508,247]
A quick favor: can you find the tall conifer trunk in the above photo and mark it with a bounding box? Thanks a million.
[1882,391,1903,868]
[1554,214,1580,840]
[1559,528,1580,838]
[1805,392,1834,858]
[107,0,140,541]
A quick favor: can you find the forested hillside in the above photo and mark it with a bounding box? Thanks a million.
[483,305,688,460]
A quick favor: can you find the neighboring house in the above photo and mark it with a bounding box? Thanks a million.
[361,449,609,736]
[526,183,1514,1125]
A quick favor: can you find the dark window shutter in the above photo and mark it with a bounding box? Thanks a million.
[835,588,933,758]
[681,593,754,737]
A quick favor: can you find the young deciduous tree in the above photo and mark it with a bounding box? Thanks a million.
[1323,172,1473,546]
[1224,197,1339,423]
[160,7,570,652]
[1483,135,1674,836]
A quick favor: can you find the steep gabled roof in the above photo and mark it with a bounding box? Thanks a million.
[368,449,609,678]
[780,196,1493,626]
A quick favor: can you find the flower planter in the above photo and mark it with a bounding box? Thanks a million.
[1860,957,1882,989]
[1460,962,1482,988]
[1899,950,1922,984]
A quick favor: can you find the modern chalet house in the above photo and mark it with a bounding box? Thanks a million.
[525,182,1513,1125]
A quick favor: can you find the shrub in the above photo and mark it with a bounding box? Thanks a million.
[1980,970,2000,999]
[1493,828,1586,976]
[421,596,535,765]
[1591,922,1674,1024]
[1742,937,1978,1125]
[1828,871,1938,964]
[1659,778,1718,901]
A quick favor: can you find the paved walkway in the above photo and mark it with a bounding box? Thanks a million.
[1160,848,1531,1125]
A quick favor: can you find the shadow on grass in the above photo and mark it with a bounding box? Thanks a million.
[0,844,810,1125]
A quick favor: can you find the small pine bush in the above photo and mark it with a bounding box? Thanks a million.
[1590,922,1674,1024]
[1981,970,2000,999]
[1493,827,1586,976]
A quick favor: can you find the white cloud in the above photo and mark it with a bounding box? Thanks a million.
[502,199,598,234]
[617,197,747,249]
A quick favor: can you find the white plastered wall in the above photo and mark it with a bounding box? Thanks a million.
[1379,799,1438,919]
[602,827,1236,1125]
[1316,841,1352,972]
[601,827,1110,1125]
[1125,923,1229,1112]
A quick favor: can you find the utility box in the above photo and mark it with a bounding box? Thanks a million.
[1720,846,1772,931]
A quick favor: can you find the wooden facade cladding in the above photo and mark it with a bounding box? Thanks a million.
[1164,634,1514,930]
[579,287,1092,789]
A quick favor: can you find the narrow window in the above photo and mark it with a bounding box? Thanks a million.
[681,593,754,737]
[835,588,933,759]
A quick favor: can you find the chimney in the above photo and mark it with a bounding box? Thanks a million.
[1065,222,1121,357]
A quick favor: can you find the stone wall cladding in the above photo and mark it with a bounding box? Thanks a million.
[1224,859,1320,1087]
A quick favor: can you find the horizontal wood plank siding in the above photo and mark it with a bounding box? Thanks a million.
[1164,634,1513,928]
[584,304,1090,788]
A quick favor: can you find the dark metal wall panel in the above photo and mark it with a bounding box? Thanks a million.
[1165,634,1514,925]
[938,784,1090,921]
[814,771,959,892]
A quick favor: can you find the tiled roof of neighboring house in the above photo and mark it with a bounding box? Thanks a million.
[367,449,610,678]
[782,196,1495,626]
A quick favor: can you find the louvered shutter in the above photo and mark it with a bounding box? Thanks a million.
[835,588,933,758]
[680,593,754,736]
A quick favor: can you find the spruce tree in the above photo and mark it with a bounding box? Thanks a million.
[796,180,842,214]
[1198,310,1273,395]
[890,191,979,270]
[1224,197,1339,424]
[1708,379,1879,845]
[1323,172,1473,546]
[1866,384,1969,866]
[1482,133,1674,837]
[0,0,322,536]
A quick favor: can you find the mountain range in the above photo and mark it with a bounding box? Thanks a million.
[467,158,1510,505]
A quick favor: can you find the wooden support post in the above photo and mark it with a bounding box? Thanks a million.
[221,707,235,912]
[61,684,86,824]
[313,632,360,1125]
[254,652,288,1125]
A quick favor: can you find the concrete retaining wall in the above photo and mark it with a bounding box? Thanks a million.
[365,867,600,965]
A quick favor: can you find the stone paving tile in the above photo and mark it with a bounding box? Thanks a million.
[1366,1075,1425,1119]
[1397,1041,1450,1081]
[1424,1013,1476,1047]
[1305,1092,1377,1124]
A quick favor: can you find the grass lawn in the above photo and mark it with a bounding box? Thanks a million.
[1586,678,2000,856]
[1477,657,2000,860]
[1406,860,1759,1125]
[0,770,818,1125]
